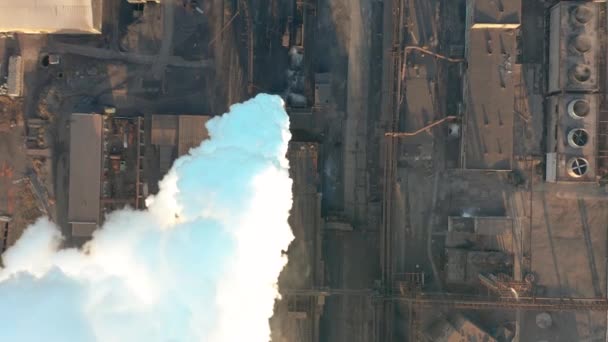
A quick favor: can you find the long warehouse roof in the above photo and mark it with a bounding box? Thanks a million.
[0,0,102,34]
[68,113,103,237]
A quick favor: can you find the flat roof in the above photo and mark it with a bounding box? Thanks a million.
[288,142,319,196]
[463,28,518,170]
[547,2,599,93]
[177,115,210,156]
[151,115,178,146]
[446,248,513,283]
[427,315,497,342]
[71,222,97,238]
[448,216,512,235]
[446,248,467,283]
[469,0,521,28]
[546,94,598,181]
[0,0,102,34]
[68,113,102,231]
[474,216,513,235]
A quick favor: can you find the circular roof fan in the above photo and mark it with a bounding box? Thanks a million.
[536,312,553,329]
[567,99,590,119]
[570,64,592,83]
[568,157,589,178]
[572,5,593,25]
[568,129,589,148]
[570,35,592,54]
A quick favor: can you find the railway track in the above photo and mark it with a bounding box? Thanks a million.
[283,288,608,312]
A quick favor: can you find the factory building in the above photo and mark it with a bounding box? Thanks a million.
[466,0,521,29]
[546,2,600,182]
[546,94,598,182]
[444,216,515,285]
[150,114,210,170]
[461,0,521,170]
[68,113,103,242]
[426,314,499,342]
[68,113,209,242]
[548,2,599,94]
[274,142,324,342]
[0,0,102,34]
[149,114,211,189]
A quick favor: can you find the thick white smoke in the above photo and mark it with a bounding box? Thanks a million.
[0,94,293,342]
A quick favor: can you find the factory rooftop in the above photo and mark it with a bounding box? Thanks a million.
[462,27,519,170]
[426,314,498,342]
[0,0,102,34]
[68,113,103,239]
[149,114,211,189]
[151,115,211,154]
[467,0,521,29]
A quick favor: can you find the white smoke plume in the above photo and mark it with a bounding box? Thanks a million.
[0,94,294,342]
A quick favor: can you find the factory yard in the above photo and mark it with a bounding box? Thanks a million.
[1,0,608,341]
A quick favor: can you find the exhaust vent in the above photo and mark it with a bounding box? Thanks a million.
[567,99,590,119]
[567,157,589,178]
[572,5,593,25]
[570,64,592,83]
[567,128,589,148]
[570,35,592,54]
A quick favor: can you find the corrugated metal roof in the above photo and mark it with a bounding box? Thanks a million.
[159,145,174,175]
[71,222,97,238]
[287,142,319,195]
[470,0,521,26]
[464,28,517,170]
[177,115,210,156]
[68,113,102,233]
[0,0,101,33]
[151,115,178,146]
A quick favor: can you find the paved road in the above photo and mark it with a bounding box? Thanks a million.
[151,0,176,79]
[48,42,212,68]
[343,0,372,226]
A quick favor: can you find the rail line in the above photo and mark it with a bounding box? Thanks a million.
[283,288,608,312]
